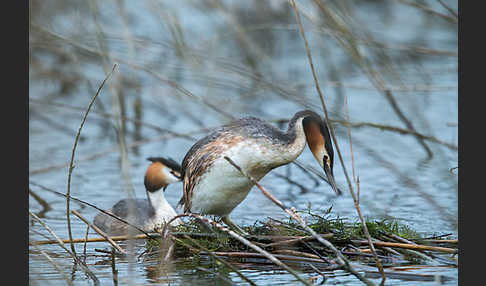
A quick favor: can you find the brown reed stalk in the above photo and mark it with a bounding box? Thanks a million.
[224,156,375,286]
[211,252,335,265]
[272,117,457,151]
[437,0,458,19]
[398,0,457,23]
[344,96,386,283]
[30,232,334,246]
[111,247,119,286]
[71,209,126,255]
[265,233,333,248]
[161,213,313,286]
[65,63,116,256]
[30,233,158,246]
[82,225,90,263]
[311,0,434,158]
[352,240,457,254]
[288,0,363,219]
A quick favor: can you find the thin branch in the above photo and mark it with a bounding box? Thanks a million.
[65,63,117,256]
[398,0,457,23]
[436,0,458,19]
[345,96,386,285]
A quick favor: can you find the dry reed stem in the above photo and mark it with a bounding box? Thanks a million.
[265,233,333,248]
[224,156,374,286]
[211,251,337,266]
[272,117,457,151]
[398,0,458,23]
[380,233,443,265]
[311,0,434,158]
[422,239,457,244]
[161,213,313,286]
[111,247,119,286]
[273,249,321,259]
[436,0,458,19]
[30,233,158,246]
[288,2,379,285]
[344,96,386,284]
[30,232,336,246]
[29,210,100,285]
[82,225,89,263]
[352,240,457,254]
[66,63,116,257]
[71,209,126,255]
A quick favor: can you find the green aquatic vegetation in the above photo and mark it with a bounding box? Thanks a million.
[148,209,425,255]
[349,218,421,240]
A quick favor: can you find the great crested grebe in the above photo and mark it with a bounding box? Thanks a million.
[178,110,339,234]
[93,157,182,235]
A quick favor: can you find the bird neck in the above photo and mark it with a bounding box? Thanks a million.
[275,115,307,164]
[146,189,174,214]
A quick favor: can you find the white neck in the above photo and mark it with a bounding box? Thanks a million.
[146,189,176,215]
[280,117,307,163]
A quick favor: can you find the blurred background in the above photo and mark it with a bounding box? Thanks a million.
[29,0,458,285]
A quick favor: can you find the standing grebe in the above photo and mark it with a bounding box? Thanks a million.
[178,110,339,234]
[93,157,182,235]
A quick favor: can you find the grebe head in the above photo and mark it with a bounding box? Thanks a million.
[299,110,340,196]
[144,157,182,192]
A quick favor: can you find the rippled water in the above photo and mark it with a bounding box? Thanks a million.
[29,0,457,285]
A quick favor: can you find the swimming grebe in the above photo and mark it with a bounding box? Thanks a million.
[93,157,182,235]
[178,110,339,234]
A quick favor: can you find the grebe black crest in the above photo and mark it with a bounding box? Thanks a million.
[178,110,338,234]
[93,157,182,235]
